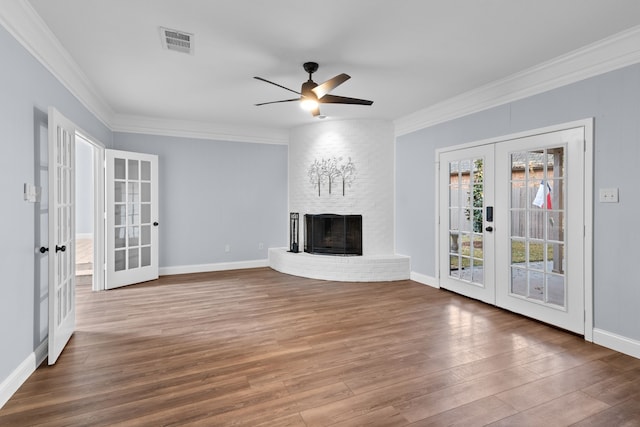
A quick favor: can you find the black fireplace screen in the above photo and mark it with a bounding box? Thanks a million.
[304,214,362,256]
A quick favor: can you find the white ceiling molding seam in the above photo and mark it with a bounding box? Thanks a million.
[0,0,115,128]
[111,115,290,145]
[394,24,640,136]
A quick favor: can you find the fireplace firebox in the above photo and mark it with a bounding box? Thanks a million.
[304,214,362,256]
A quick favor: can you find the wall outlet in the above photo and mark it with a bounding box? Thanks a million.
[258,242,264,250]
[599,188,619,203]
[225,244,230,252]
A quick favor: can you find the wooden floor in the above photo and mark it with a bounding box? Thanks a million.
[2,269,640,426]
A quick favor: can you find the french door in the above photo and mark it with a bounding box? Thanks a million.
[439,125,588,334]
[106,150,159,289]
[48,107,76,364]
[495,128,585,333]
[439,145,495,304]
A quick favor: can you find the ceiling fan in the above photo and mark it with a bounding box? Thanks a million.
[254,62,373,117]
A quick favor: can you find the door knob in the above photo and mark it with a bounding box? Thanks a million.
[485,226,494,232]
[39,246,49,253]
[55,245,66,253]
[153,222,159,226]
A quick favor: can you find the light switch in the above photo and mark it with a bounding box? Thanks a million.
[599,188,619,203]
[24,183,38,203]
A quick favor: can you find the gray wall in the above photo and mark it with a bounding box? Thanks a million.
[0,25,111,384]
[113,133,288,268]
[75,137,94,235]
[396,63,640,342]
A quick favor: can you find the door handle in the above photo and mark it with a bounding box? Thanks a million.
[39,246,49,253]
[153,222,159,226]
[55,245,66,253]
[485,226,494,232]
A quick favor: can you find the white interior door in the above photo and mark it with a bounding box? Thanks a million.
[439,124,588,334]
[106,149,159,289]
[48,107,76,365]
[495,128,585,334]
[439,144,495,303]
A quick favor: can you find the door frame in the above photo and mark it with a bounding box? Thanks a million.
[75,130,106,292]
[435,118,594,341]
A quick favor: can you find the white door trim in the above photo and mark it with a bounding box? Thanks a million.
[583,119,594,342]
[74,130,106,292]
[435,118,594,340]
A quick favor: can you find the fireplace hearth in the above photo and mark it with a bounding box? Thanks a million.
[304,214,362,256]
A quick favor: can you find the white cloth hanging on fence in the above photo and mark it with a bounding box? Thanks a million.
[532,180,552,209]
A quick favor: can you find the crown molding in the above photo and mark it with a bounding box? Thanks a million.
[0,1,288,144]
[394,25,640,136]
[111,114,289,145]
[0,1,115,128]
[4,2,640,142]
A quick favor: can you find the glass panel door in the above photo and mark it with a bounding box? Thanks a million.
[47,107,76,365]
[106,150,158,289]
[495,127,585,334]
[439,144,495,304]
[439,125,586,334]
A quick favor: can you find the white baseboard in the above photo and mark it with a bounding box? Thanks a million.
[159,259,269,276]
[410,271,439,288]
[593,328,640,359]
[0,341,47,409]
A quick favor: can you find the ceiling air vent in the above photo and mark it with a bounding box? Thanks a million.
[160,27,193,54]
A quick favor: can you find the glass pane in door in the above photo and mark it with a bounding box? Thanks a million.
[448,157,484,286]
[112,158,146,272]
[508,147,566,308]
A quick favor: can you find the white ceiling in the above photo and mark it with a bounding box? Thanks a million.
[21,0,640,131]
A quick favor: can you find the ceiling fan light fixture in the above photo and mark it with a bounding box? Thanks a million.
[300,99,319,111]
[254,61,373,117]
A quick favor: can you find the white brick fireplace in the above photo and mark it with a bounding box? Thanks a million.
[269,119,410,282]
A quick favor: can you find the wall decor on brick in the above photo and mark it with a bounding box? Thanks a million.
[307,156,356,196]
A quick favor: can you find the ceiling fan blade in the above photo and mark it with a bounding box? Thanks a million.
[319,94,373,105]
[255,98,300,106]
[254,77,301,95]
[312,73,350,99]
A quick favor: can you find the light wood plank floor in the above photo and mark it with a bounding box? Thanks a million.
[2,268,639,426]
[75,237,93,276]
